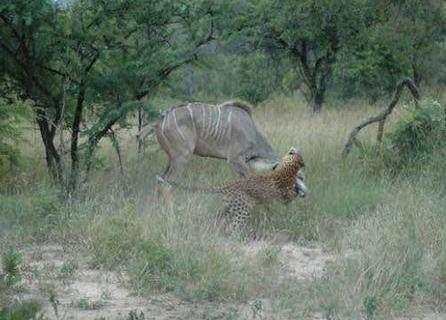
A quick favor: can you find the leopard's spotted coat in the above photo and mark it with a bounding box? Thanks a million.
[190,147,305,231]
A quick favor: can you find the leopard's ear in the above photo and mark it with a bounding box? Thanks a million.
[288,146,302,156]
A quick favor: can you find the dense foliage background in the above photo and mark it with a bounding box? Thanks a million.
[1,0,445,189]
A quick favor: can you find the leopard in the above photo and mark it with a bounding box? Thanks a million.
[162,146,307,233]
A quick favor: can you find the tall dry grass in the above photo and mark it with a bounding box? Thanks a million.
[1,96,445,318]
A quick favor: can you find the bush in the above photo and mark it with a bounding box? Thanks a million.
[0,249,25,312]
[0,301,43,320]
[0,96,28,184]
[1,248,23,288]
[166,52,287,104]
[235,53,284,104]
[129,240,176,292]
[88,203,143,267]
[386,99,446,168]
[0,185,62,240]
[88,204,179,293]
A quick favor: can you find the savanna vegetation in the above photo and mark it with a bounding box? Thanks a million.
[1,1,445,319]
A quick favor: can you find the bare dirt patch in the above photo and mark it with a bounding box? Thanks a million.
[242,240,334,281]
[396,313,446,320]
[11,243,443,320]
[10,242,335,319]
[16,245,147,319]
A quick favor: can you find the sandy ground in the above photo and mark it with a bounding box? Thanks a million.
[242,240,334,281]
[8,242,335,320]
[9,243,444,320]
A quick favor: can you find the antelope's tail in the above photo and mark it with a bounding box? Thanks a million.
[156,175,221,194]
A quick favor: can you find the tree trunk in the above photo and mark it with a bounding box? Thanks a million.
[137,106,147,155]
[412,63,422,88]
[68,54,98,191]
[295,41,331,114]
[36,113,63,184]
[311,98,323,113]
[307,77,327,113]
[110,130,125,178]
[137,95,150,155]
[311,86,325,113]
[84,110,122,182]
[68,83,85,192]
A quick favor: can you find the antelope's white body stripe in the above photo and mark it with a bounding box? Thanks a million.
[161,112,167,136]
[215,105,223,141]
[159,110,170,149]
[218,107,226,143]
[186,104,196,134]
[226,109,233,159]
[207,106,213,139]
[172,108,186,141]
[227,109,233,140]
[201,105,207,139]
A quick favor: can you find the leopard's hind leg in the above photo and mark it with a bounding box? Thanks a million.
[223,194,255,237]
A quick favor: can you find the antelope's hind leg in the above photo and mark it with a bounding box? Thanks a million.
[155,107,197,205]
[155,150,192,206]
[155,176,174,207]
[158,153,193,205]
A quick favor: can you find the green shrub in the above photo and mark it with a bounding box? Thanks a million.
[235,53,283,104]
[58,260,78,279]
[386,99,446,169]
[0,301,43,320]
[0,185,62,240]
[0,97,27,184]
[1,248,23,287]
[436,239,446,302]
[126,310,146,320]
[188,249,247,301]
[0,196,26,225]
[166,52,287,104]
[88,203,143,267]
[129,240,175,292]
[0,249,23,309]
[31,188,60,222]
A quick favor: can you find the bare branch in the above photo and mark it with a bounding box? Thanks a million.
[343,78,420,156]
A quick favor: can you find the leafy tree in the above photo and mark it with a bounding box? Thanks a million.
[228,0,445,109]
[0,0,217,191]
[166,50,288,104]
[0,0,67,181]
[0,83,27,180]
[235,0,370,112]
[80,0,217,167]
[334,0,446,102]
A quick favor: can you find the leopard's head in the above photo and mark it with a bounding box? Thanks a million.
[283,147,305,168]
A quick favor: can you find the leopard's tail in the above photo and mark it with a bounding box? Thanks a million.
[156,175,223,194]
